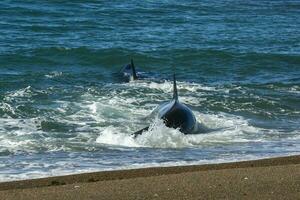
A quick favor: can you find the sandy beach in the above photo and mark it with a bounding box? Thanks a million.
[0,155,299,200]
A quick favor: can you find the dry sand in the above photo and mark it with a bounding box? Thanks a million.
[0,155,299,200]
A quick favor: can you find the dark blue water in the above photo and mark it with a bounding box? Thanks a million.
[0,0,299,181]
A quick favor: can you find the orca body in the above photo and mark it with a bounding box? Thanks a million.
[121,59,138,81]
[133,74,203,137]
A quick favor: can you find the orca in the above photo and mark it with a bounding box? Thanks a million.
[121,59,138,81]
[133,74,204,137]
[120,59,162,82]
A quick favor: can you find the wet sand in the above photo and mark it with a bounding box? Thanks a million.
[0,155,299,199]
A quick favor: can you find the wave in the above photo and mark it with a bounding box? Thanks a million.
[2,47,300,70]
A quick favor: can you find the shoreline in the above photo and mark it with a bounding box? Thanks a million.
[0,155,299,199]
[0,155,299,190]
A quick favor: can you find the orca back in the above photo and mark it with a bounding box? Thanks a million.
[121,59,137,81]
[158,75,198,134]
[159,100,197,134]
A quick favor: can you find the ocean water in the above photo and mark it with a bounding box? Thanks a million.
[0,0,299,182]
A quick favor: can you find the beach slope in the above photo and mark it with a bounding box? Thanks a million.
[0,155,299,200]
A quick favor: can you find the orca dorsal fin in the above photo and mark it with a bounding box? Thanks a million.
[131,59,138,80]
[173,74,178,101]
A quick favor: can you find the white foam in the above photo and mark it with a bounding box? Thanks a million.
[289,86,300,94]
[1,79,296,152]
[4,86,32,101]
[0,102,16,115]
[94,111,265,149]
[135,119,191,148]
[96,126,140,147]
[76,80,275,149]
[124,80,224,93]
[0,79,299,182]
[45,71,63,78]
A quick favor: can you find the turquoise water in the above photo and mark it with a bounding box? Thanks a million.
[0,1,299,181]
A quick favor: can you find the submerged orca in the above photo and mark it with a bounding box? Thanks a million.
[133,74,203,137]
[121,59,138,81]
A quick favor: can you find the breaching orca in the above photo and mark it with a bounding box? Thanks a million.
[133,74,204,137]
[121,59,138,81]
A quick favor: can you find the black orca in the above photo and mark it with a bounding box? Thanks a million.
[121,59,138,81]
[120,59,162,82]
[133,74,204,137]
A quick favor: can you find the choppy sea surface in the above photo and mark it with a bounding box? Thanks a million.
[0,0,299,182]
